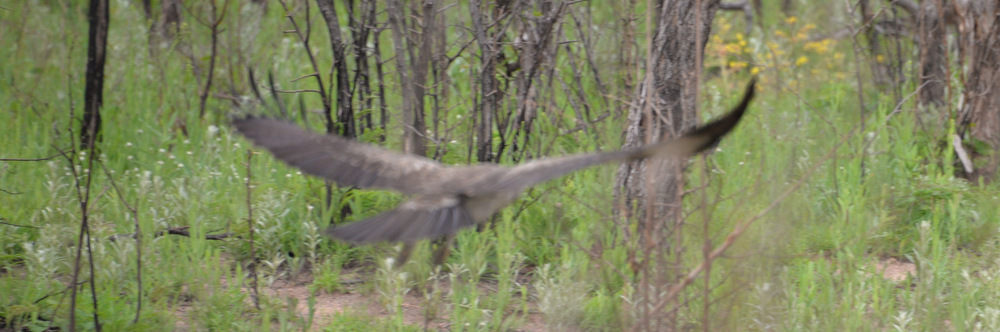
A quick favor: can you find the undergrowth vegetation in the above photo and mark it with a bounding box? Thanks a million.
[2,1,1000,331]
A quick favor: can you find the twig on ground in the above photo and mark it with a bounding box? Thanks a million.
[0,153,63,162]
[157,227,234,240]
[109,227,235,242]
[0,217,41,229]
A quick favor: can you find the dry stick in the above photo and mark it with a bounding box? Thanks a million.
[278,0,341,220]
[273,88,323,94]
[278,0,333,132]
[64,133,102,331]
[97,161,143,324]
[183,0,231,118]
[0,187,22,195]
[656,125,861,315]
[157,227,233,240]
[266,71,289,118]
[64,24,105,327]
[198,0,219,119]
[108,227,233,241]
[0,153,63,162]
[0,217,40,229]
[245,149,260,310]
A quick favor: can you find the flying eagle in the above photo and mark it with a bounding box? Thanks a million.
[234,79,755,247]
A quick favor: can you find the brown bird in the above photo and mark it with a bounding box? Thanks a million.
[234,79,755,257]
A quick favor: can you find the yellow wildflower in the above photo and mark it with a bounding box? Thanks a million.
[804,40,831,54]
[785,16,797,25]
[796,56,808,66]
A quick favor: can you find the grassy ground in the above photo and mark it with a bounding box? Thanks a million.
[3,1,1000,331]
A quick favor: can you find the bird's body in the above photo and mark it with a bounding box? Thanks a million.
[234,79,756,246]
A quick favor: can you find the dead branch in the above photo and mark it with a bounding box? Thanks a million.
[0,217,40,229]
[109,227,235,242]
[161,227,234,240]
[278,0,334,133]
[0,153,63,162]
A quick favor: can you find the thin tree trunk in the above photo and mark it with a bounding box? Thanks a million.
[150,0,182,51]
[506,1,568,163]
[387,0,436,156]
[470,0,502,162]
[316,0,356,138]
[613,0,720,329]
[918,0,947,108]
[959,1,1000,182]
[315,0,361,222]
[81,0,110,149]
[615,0,720,229]
[348,0,376,136]
[73,2,110,329]
[374,27,389,143]
[616,0,639,118]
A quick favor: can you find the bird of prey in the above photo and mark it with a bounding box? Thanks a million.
[234,79,755,249]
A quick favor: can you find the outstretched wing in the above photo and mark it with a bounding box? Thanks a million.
[629,77,756,159]
[233,118,445,195]
[325,195,477,243]
[470,78,756,195]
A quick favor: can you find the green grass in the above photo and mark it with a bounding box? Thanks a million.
[3,1,1000,331]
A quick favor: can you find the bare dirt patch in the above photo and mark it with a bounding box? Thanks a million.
[264,270,546,331]
[171,268,547,331]
[874,257,916,283]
